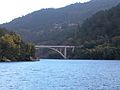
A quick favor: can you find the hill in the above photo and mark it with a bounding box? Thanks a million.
[1,0,120,44]
[67,3,120,59]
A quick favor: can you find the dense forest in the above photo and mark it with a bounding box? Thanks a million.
[0,28,35,61]
[66,3,120,59]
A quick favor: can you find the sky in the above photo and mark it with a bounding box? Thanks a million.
[0,0,90,24]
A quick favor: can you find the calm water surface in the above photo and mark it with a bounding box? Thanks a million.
[0,60,120,90]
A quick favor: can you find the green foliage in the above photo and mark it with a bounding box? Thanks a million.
[85,43,120,60]
[0,28,35,61]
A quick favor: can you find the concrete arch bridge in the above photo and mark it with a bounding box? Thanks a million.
[35,45,81,59]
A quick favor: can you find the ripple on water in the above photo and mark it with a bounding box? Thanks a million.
[0,60,120,90]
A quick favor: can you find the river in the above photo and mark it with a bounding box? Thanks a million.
[0,60,120,90]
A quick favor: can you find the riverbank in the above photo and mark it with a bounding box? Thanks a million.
[0,57,39,62]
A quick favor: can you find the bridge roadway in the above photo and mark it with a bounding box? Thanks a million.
[35,45,76,48]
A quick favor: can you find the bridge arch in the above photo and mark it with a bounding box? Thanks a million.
[35,45,76,59]
[48,47,66,59]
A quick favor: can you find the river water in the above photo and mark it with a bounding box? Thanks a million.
[0,60,120,90]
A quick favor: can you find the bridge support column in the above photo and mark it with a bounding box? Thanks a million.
[72,47,75,53]
[64,47,67,59]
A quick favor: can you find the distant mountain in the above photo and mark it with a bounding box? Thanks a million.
[1,0,120,44]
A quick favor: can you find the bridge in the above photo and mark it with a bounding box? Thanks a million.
[35,45,82,59]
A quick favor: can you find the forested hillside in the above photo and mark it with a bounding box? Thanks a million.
[0,28,35,61]
[1,0,120,44]
[67,3,120,59]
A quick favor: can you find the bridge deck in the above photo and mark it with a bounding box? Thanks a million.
[35,45,76,48]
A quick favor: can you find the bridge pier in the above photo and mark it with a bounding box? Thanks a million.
[64,47,67,59]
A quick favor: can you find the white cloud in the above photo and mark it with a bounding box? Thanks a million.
[0,0,90,24]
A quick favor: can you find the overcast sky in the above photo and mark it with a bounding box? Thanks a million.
[0,0,90,24]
